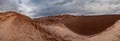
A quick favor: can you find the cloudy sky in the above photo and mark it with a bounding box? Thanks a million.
[1,0,120,18]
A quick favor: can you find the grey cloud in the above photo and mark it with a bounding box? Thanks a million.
[54,0,73,5]
[1,0,120,18]
[0,0,18,12]
[84,0,120,14]
[20,0,87,17]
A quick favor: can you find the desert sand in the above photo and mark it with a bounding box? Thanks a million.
[0,11,120,41]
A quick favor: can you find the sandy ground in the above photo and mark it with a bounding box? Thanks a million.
[0,11,120,41]
[34,14,120,35]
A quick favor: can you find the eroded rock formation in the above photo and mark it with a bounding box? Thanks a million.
[0,11,120,41]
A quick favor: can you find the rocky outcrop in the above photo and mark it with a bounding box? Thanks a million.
[0,11,120,41]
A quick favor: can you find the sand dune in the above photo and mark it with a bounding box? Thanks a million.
[34,14,120,41]
[0,11,120,41]
[34,14,120,35]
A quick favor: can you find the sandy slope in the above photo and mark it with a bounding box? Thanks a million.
[0,12,41,41]
[34,14,120,35]
[0,11,120,41]
[34,14,120,41]
[0,11,87,41]
[87,20,120,41]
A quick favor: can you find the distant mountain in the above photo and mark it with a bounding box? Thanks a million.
[1,11,120,41]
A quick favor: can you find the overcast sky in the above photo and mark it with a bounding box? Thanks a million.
[1,0,120,18]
